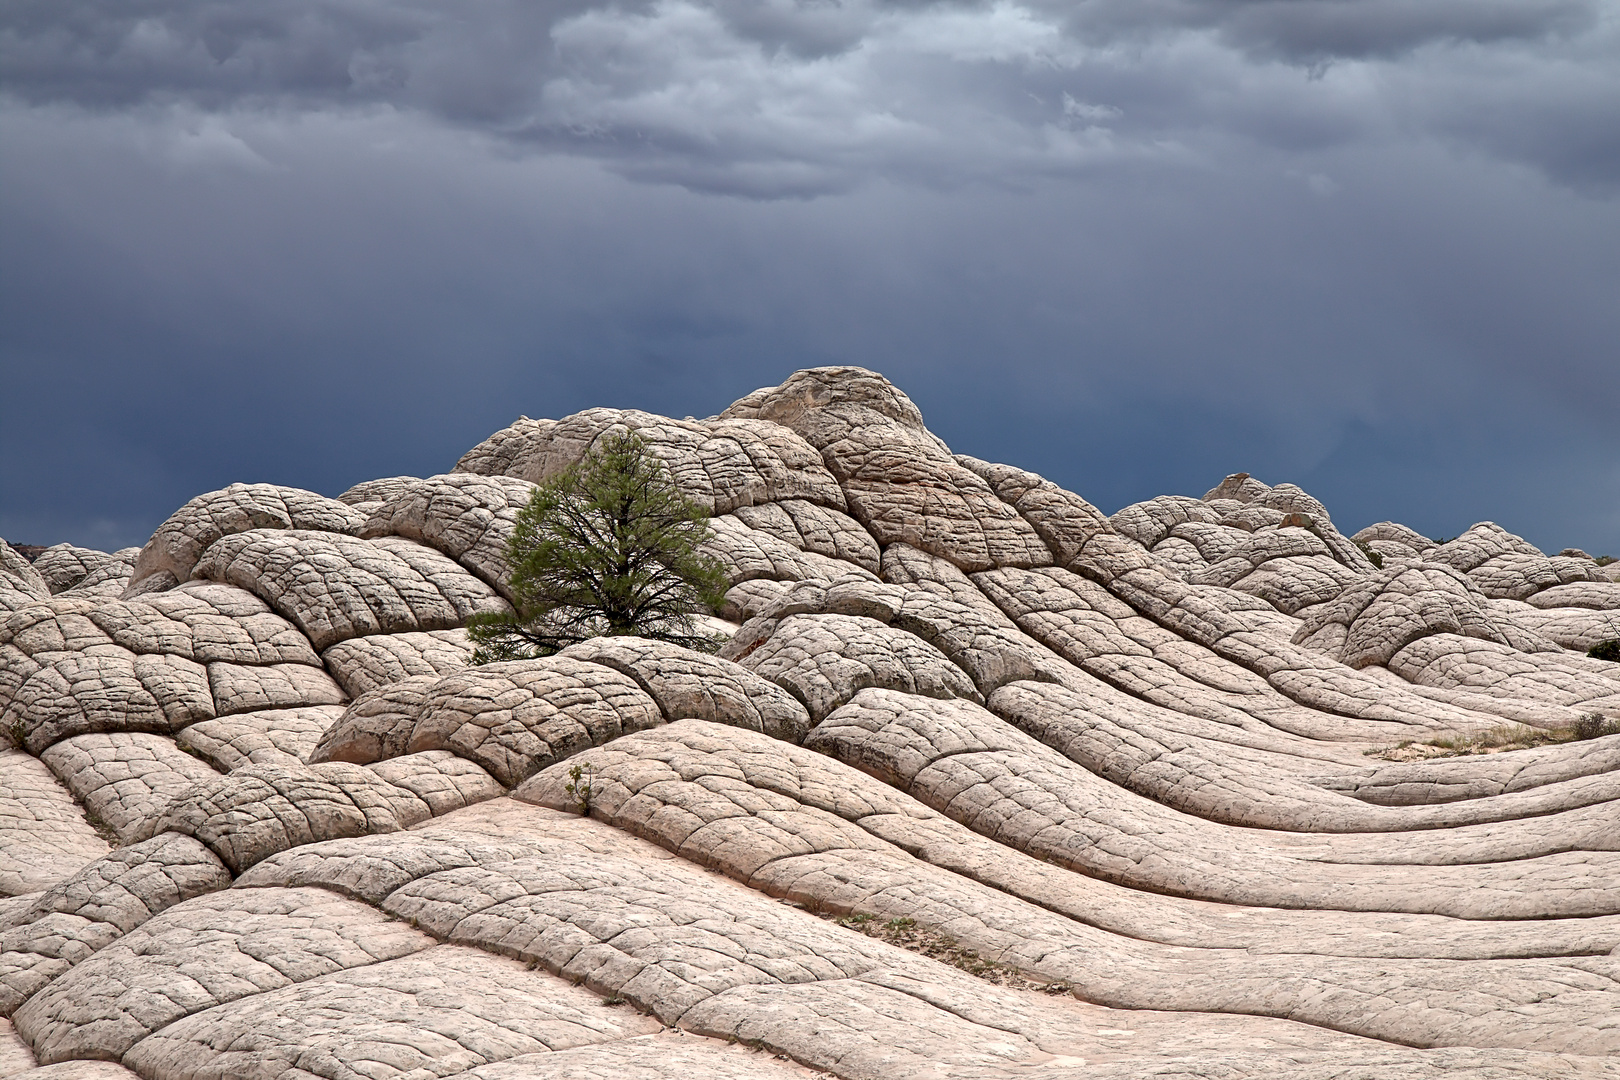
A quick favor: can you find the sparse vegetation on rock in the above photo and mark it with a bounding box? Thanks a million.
[1368,714,1620,760]
[466,430,727,661]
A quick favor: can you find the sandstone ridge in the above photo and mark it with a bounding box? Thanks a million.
[3,366,1618,1080]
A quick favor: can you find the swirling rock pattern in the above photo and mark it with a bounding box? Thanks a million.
[1,366,1617,1079]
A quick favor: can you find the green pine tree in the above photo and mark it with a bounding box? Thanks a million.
[468,430,728,662]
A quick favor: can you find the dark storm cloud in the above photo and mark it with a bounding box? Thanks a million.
[1061,0,1595,61]
[4,0,1617,195]
[2,0,1619,555]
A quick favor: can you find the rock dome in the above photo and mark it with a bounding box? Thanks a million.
[3,367,1618,1078]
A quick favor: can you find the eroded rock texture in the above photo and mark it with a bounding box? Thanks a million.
[3,366,1617,1079]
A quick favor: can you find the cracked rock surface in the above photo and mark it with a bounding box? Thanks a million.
[3,366,1618,1078]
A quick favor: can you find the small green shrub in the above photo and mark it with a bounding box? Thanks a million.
[1573,713,1620,740]
[564,762,596,814]
[1353,539,1384,569]
[1588,638,1620,662]
[468,430,726,662]
[1594,554,1616,566]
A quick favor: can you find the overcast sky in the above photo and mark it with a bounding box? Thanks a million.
[3,0,1618,556]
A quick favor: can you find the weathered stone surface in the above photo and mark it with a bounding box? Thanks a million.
[206,660,345,716]
[234,800,674,903]
[2,834,230,937]
[438,1039,1620,1080]
[1526,581,1620,611]
[729,499,881,572]
[1293,560,1519,668]
[558,637,809,742]
[8,1062,138,1079]
[1,598,118,660]
[242,807,1557,1074]
[1310,735,1620,806]
[149,762,448,873]
[986,680,1620,829]
[88,582,321,666]
[366,752,506,816]
[192,530,509,650]
[701,514,878,587]
[0,1018,28,1066]
[0,834,231,1015]
[973,563,1337,734]
[457,407,846,516]
[740,575,910,626]
[1427,522,1606,601]
[14,887,435,1063]
[2,913,132,1017]
[0,546,49,616]
[30,546,135,598]
[735,614,980,724]
[306,676,439,765]
[0,751,109,897]
[1387,634,1620,709]
[174,705,344,770]
[0,588,328,754]
[724,368,1051,572]
[1082,550,1524,738]
[1353,520,1437,560]
[312,658,662,787]
[515,721,1620,1053]
[9,367,1620,1077]
[121,945,662,1079]
[379,851,899,1025]
[335,475,422,509]
[39,734,220,844]
[1189,475,1375,574]
[1488,596,1620,652]
[1,648,214,754]
[358,472,536,597]
[437,1034,820,1079]
[1116,491,1372,604]
[401,660,662,787]
[881,546,1070,693]
[717,579,794,623]
[453,416,557,479]
[956,456,1114,567]
[321,629,475,697]
[0,587,323,690]
[1110,495,1223,550]
[0,1017,33,1074]
[126,483,369,594]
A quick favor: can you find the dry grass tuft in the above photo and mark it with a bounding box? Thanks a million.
[815,911,1072,994]
[1368,714,1620,761]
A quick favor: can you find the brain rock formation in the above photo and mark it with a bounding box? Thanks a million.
[3,367,1619,1080]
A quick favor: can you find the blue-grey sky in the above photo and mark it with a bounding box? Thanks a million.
[3,0,1618,556]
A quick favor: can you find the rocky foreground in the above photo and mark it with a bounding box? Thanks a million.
[2,367,1618,1079]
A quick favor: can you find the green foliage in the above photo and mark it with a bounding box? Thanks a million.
[468,430,727,661]
[1595,555,1616,567]
[1353,539,1384,570]
[1573,712,1620,739]
[1588,638,1620,663]
[564,762,596,814]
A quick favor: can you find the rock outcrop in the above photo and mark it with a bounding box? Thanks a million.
[2,367,1617,1079]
